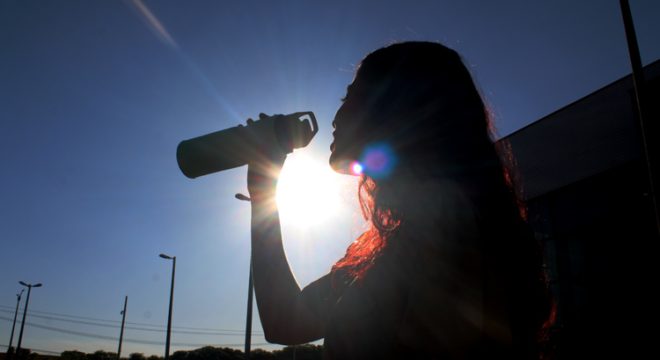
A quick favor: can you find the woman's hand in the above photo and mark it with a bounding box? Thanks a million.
[245,115,326,345]
[247,113,288,199]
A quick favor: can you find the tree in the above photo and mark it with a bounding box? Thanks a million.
[185,347,242,360]
[128,354,146,360]
[273,345,322,360]
[61,350,86,360]
[14,347,31,360]
[86,350,116,360]
[169,351,187,360]
[249,349,274,360]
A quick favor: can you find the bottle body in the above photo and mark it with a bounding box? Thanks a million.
[177,112,317,179]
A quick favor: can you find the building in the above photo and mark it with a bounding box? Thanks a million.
[498,59,660,358]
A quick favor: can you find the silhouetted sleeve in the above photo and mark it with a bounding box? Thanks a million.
[300,273,336,325]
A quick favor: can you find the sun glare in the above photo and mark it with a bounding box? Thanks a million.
[276,153,343,227]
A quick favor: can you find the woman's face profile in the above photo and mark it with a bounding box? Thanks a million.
[329,78,372,174]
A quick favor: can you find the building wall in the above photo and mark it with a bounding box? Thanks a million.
[498,61,660,358]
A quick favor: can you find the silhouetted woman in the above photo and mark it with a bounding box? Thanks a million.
[247,42,552,359]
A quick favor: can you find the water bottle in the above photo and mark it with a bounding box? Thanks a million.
[177,112,318,179]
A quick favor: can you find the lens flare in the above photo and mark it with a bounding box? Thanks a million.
[351,162,364,175]
[360,143,396,178]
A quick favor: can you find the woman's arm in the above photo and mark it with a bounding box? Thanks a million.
[248,154,328,345]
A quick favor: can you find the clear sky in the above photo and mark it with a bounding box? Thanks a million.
[1,0,659,356]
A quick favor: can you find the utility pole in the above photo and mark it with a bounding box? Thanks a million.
[7,289,24,356]
[117,296,128,360]
[619,0,660,235]
[159,254,176,360]
[16,281,42,354]
[244,257,254,360]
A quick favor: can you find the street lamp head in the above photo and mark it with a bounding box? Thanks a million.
[19,281,28,287]
[33,283,42,288]
[159,253,172,259]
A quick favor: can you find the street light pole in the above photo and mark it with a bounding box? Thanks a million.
[7,289,24,355]
[16,281,42,354]
[117,296,128,360]
[244,257,253,360]
[159,253,176,360]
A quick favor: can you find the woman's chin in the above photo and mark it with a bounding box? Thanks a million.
[329,153,358,175]
[328,152,343,172]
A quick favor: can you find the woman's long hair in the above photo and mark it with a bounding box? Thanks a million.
[330,42,554,357]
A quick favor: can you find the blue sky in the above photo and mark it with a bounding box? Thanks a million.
[1,0,659,356]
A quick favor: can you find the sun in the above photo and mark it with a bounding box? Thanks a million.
[276,152,344,227]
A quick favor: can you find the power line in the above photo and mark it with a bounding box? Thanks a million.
[0,305,120,325]
[0,309,258,336]
[0,305,264,335]
[0,316,269,348]
[0,344,61,355]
